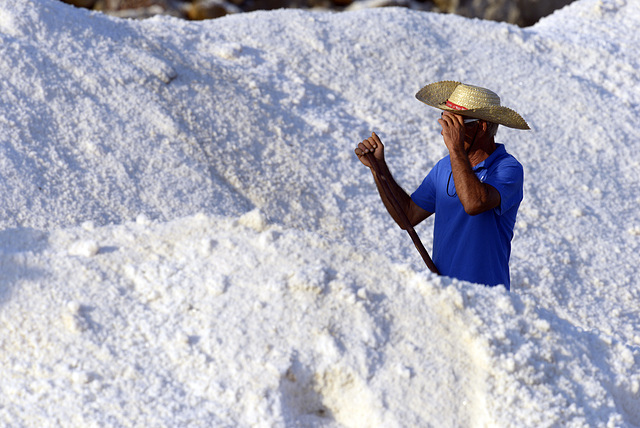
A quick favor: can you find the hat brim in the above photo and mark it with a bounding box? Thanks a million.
[416,81,530,130]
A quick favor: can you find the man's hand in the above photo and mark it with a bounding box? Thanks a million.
[355,132,385,169]
[438,112,466,154]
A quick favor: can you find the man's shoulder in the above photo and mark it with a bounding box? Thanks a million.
[493,145,523,169]
[435,154,452,168]
[422,155,452,187]
[500,152,523,168]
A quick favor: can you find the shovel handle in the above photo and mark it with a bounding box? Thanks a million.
[366,152,440,275]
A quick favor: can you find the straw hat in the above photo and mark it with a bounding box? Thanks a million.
[415,81,530,130]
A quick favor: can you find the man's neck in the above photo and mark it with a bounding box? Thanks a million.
[467,139,496,167]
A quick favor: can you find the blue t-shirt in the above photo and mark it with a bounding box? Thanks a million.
[411,144,523,290]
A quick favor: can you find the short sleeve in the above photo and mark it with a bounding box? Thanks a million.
[411,162,439,213]
[484,157,523,215]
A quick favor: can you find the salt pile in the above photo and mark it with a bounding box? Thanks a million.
[0,0,639,426]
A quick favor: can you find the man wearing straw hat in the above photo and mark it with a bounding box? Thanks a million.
[355,81,529,290]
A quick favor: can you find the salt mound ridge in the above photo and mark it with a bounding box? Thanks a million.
[1,212,637,426]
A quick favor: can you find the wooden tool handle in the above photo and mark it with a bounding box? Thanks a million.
[365,152,440,275]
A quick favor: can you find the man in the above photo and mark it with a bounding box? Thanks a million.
[355,81,529,290]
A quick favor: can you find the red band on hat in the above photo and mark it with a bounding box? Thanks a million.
[446,100,468,110]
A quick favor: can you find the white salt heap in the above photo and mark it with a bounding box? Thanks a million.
[0,0,639,426]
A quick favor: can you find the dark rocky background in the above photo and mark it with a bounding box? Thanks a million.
[59,0,575,27]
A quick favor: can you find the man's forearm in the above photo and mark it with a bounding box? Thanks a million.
[449,149,498,215]
[371,161,413,228]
